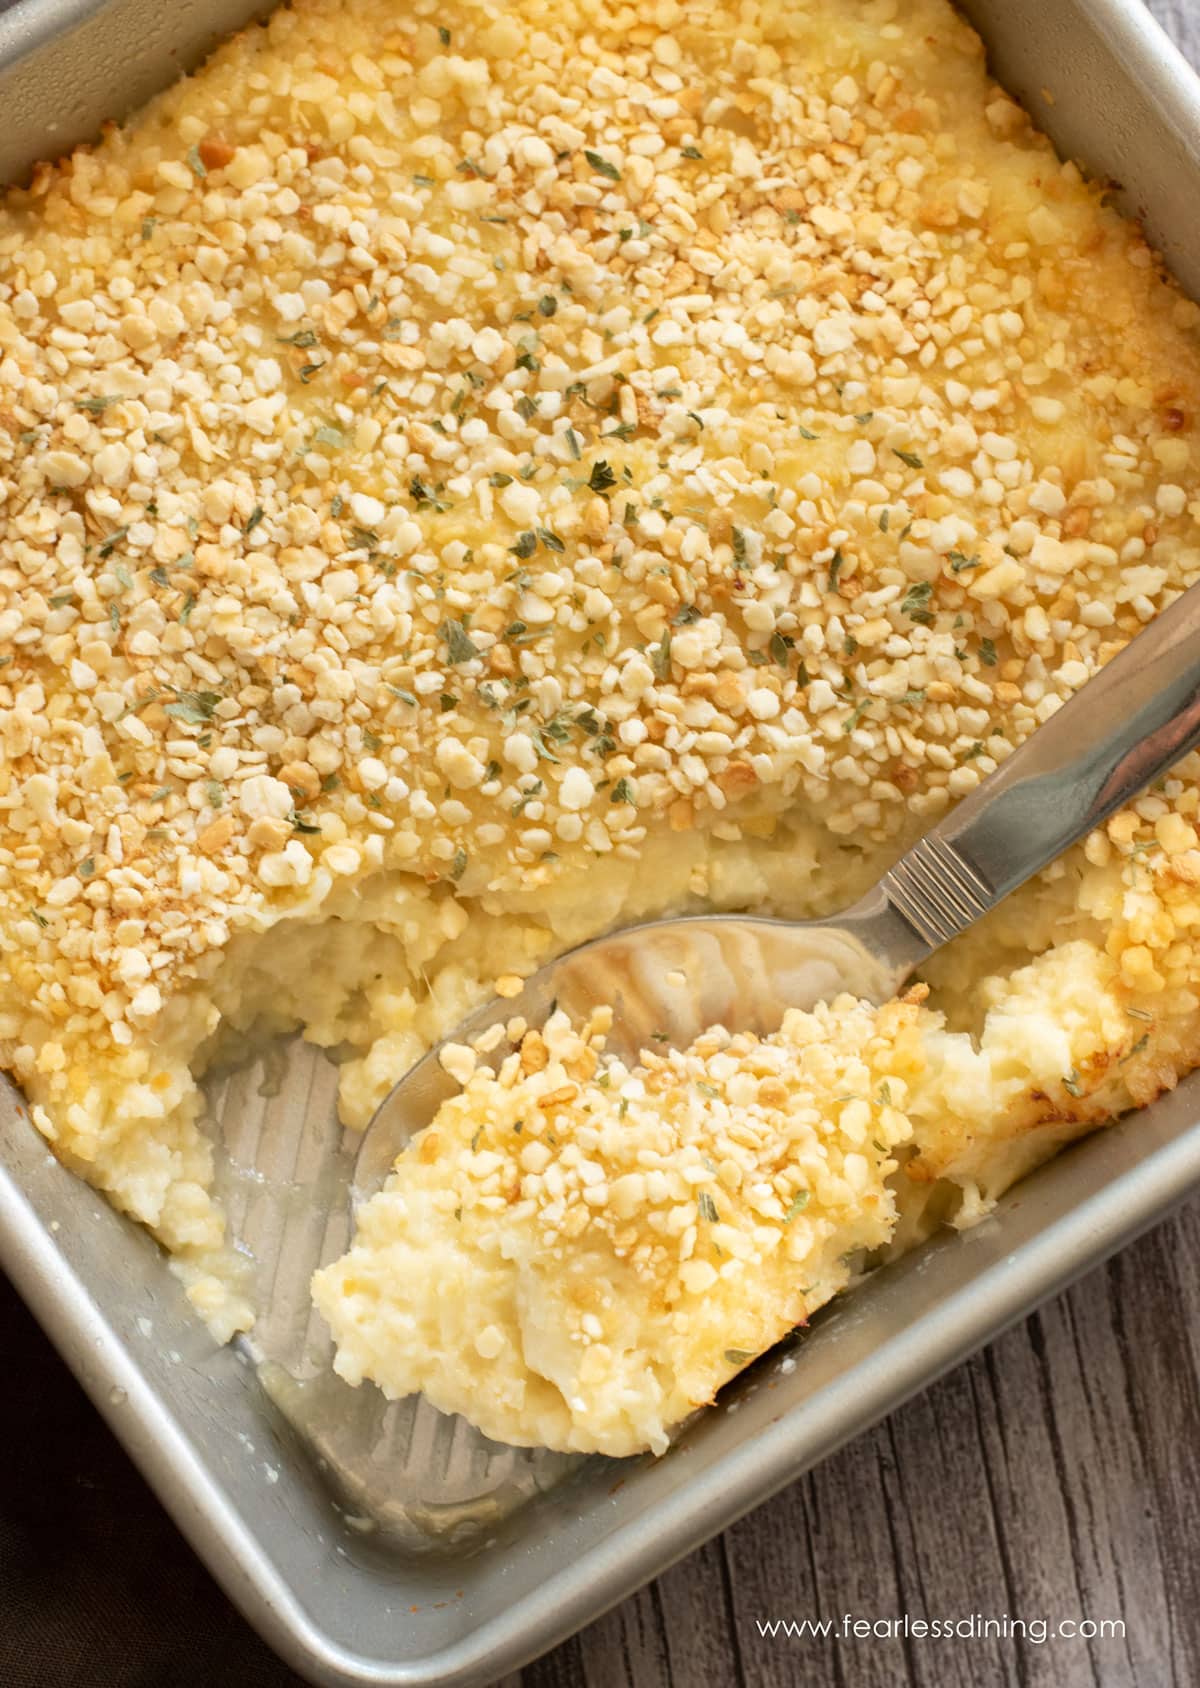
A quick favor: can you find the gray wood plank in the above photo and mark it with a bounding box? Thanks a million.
[520,5,1200,1684]
[1148,0,1194,44]
[532,1211,1200,1688]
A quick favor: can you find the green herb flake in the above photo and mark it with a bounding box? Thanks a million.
[901,580,934,624]
[783,1190,811,1224]
[697,1191,719,1223]
[826,549,844,594]
[587,459,617,495]
[449,847,468,881]
[980,637,998,667]
[98,527,129,561]
[892,446,924,470]
[313,424,346,451]
[164,689,221,725]
[724,1348,755,1365]
[584,149,622,182]
[651,630,672,681]
[610,776,636,805]
[185,145,207,179]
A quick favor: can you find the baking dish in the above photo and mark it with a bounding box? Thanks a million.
[2,0,1200,1682]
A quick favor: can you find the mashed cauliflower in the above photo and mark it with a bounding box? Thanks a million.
[3,0,1200,1438]
[314,997,920,1456]
[314,939,1163,1455]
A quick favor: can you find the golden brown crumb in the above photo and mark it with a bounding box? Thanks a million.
[3,0,1200,1342]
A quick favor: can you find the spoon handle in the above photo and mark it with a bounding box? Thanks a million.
[878,582,1200,958]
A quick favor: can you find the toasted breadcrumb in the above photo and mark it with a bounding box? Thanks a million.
[1,0,1200,1358]
[314,999,919,1456]
[316,939,1171,1454]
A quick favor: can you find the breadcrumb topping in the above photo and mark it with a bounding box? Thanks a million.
[3,0,1200,1361]
[6,0,1200,1068]
[317,935,1178,1455]
[314,997,919,1456]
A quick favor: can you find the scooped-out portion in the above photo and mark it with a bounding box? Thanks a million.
[314,995,919,1456]
[314,937,1159,1456]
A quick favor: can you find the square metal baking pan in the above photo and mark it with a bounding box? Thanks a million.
[3,1,1200,1682]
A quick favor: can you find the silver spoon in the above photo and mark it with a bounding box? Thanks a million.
[355,585,1200,1200]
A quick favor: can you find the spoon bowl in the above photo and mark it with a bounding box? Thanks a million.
[354,889,931,1203]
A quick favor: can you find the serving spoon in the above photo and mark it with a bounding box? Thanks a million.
[355,584,1200,1200]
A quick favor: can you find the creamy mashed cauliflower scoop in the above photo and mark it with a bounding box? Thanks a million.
[314,935,1152,1458]
[314,997,923,1457]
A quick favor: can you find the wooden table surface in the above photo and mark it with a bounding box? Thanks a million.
[1,6,1197,1688]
